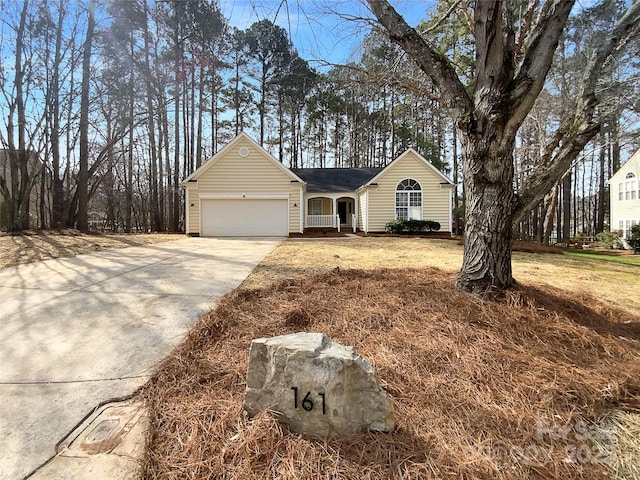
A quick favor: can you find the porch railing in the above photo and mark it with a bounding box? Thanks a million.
[305,214,357,233]
[305,214,336,228]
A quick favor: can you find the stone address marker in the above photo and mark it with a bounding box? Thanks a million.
[244,332,394,437]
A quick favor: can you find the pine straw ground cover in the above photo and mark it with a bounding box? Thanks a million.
[139,266,640,480]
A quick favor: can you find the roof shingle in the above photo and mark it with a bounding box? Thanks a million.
[291,167,382,192]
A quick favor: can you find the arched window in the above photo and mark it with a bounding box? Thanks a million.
[395,179,422,220]
[625,172,638,200]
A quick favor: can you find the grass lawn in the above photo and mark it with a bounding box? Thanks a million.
[139,237,640,480]
[565,249,640,267]
[0,229,183,268]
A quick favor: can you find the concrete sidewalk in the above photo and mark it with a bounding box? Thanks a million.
[0,237,282,480]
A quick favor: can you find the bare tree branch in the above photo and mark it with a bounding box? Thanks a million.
[506,0,576,139]
[514,1,640,222]
[420,0,463,36]
[365,0,472,123]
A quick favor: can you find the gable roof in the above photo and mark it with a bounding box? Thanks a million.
[291,167,382,192]
[610,148,640,183]
[362,148,454,188]
[181,132,304,185]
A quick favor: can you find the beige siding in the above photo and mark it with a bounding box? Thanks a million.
[358,191,367,231]
[186,184,199,234]
[187,137,301,234]
[367,152,452,232]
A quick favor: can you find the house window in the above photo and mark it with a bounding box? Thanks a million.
[311,198,323,215]
[395,179,422,220]
[619,183,624,201]
[625,173,637,200]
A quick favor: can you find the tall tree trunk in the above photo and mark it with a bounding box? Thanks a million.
[105,118,116,231]
[562,172,571,241]
[452,127,460,235]
[161,100,170,231]
[196,67,204,168]
[259,63,266,145]
[51,0,65,228]
[456,132,516,293]
[234,59,240,136]
[143,1,161,232]
[543,186,559,246]
[172,9,182,232]
[125,35,135,233]
[16,2,30,231]
[596,127,605,233]
[77,0,95,232]
[5,0,31,231]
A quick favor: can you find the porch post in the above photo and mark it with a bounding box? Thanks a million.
[333,197,337,228]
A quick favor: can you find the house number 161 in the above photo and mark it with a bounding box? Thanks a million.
[291,387,326,415]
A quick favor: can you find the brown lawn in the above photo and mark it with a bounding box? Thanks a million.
[0,230,182,268]
[139,237,640,480]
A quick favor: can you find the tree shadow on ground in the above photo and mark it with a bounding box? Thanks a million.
[521,283,640,341]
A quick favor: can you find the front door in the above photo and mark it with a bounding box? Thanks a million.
[338,201,347,224]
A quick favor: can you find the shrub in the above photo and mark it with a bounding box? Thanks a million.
[596,231,623,249]
[628,225,640,254]
[384,219,405,234]
[404,219,427,233]
[384,219,441,234]
[424,220,441,232]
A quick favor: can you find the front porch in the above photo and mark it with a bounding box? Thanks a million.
[304,195,357,232]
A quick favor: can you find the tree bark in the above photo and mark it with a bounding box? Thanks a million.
[4,0,31,231]
[562,172,571,241]
[77,0,95,232]
[51,0,65,229]
[596,128,605,233]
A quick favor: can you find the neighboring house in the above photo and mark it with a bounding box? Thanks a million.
[181,132,454,237]
[610,148,640,242]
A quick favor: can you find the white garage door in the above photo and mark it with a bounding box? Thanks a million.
[201,198,289,236]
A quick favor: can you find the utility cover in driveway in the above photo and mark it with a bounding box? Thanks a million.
[201,198,288,236]
[29,399,148,480]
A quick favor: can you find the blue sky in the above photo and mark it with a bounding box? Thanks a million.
[220,0,434,68]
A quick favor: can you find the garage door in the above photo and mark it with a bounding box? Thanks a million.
[201,198,289,236]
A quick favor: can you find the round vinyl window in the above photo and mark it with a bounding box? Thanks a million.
[239,146,249,157]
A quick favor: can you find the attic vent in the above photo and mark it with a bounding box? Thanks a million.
[239,146,249,157]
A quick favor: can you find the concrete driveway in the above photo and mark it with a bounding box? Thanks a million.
[0,237,282,480]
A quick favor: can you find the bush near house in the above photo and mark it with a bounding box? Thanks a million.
[628,225,640,254]
[596,231,623,249]
[385,219,441,234]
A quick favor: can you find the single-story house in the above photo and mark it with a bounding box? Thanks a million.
[181,132,454,236]
[610,147,640,242]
